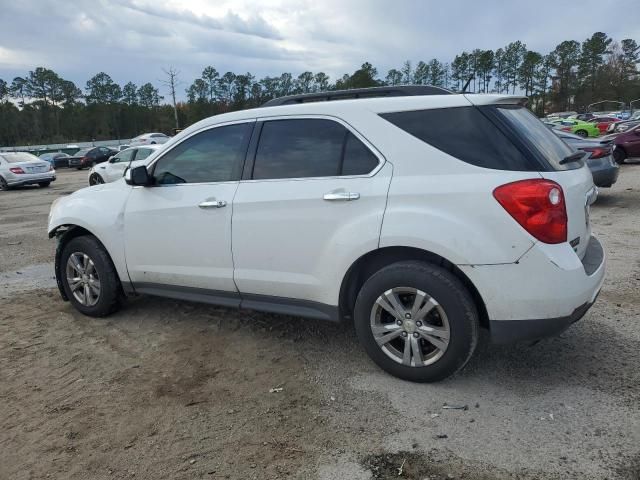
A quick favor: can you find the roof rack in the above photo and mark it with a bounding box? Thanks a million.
[261,85,453,107]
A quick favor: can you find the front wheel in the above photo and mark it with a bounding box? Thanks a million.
[575,129,588,138]
[354,261,479,382]
[60,236,122,317]
[613,148,626,164]
[0,176,9,191]
[89,173,104,186]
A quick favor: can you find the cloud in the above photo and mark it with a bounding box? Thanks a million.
[0,0,638,101]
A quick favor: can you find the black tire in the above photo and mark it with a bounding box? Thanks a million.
[76,167,83,170]
[613,147,627,164]
[89,174,104,186]
[38,181,51,188]
[60,236,122,317]
[0,176,9,191]
[354,261,479,382]
[575,129,588,138]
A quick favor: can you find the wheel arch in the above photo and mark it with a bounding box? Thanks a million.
[339,246,489,329]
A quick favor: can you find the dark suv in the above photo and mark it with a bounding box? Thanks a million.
[68,147,118,169]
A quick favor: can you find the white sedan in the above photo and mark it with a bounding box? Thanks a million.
[88,145,161,185]
[129,132,170,147]
[0,152,56,190]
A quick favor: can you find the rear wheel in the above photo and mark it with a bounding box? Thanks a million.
[0,176,9,191]
[60,236,122,317]
[354,261,479,382]
[38,181,50,188]
[613,147,627,164]
[575,129,588,138]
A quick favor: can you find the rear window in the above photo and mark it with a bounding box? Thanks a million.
[380,107,537,171]
[494,106,576,170]
[1,152,39,163]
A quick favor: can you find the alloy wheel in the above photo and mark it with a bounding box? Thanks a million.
[66,252,101,306]
[370,287,450,367]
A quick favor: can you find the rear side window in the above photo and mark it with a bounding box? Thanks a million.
[135,148,153,161]
[252,119,379,180]
[342,132,379,175]
[380,107,537,171]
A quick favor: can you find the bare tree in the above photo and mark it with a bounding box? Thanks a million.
[160,67,181,130]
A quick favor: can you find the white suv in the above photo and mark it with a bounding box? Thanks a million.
[48,86,605,382]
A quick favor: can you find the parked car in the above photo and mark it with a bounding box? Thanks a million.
[88,145,162,185]
[575,113,596,122]
[117,144,130,152]
[603,124,640,164]
[607,119,640,134]
[553,130,618,188]
[552,119,601,138]
[39,152,71,168]
[0,152,56,190]
[590,116,620,134]
[67,146,119,169]
[129,133,170,147]
[48,86,605,382]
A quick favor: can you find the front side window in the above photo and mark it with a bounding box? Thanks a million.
[153,123,252,185]
[112,149,135,164]
[252,119,379,180]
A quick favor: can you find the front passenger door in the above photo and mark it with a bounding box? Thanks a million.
[124,121,254,296]
[102,149,135,182]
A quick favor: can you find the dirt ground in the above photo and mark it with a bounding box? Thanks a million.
[1,165,639,480]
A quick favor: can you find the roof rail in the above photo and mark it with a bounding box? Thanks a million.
[261,85,453,107]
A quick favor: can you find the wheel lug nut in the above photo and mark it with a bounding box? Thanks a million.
[416,321,422,327]
[402,331,408,337]
[413,332,419,338]
[405,313,411,319]
[396,320,402,326]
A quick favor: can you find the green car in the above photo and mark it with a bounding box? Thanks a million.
[550,119,600,138]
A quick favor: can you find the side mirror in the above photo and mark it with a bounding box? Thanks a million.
[125,165,152,186]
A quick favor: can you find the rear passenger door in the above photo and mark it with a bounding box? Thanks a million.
[232,116,392,308]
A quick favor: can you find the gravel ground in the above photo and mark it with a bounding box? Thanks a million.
[1,165,639,480]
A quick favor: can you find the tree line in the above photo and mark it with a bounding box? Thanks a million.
[0,31,638,147]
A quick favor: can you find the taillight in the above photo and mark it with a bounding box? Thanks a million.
[580,146,610,159]
[561,127,572,132]
[9,167,25,174]
[493,179,567,244]
[81,156,89,163]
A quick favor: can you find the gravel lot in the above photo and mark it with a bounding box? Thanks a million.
[1,165,639,480]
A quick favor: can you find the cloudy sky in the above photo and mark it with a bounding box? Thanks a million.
[1,0,639,99]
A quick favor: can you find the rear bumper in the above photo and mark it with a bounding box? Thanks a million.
[589,159,619,188]
[489,299,595,344]
[459,235,605,344]
[7,173,56,186]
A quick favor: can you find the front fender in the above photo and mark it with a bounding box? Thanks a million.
[48,183,131,283]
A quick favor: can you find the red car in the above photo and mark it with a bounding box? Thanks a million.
[591,116,620,134]
[609,123,640,164]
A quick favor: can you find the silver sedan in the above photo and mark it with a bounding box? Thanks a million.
[0,152,56,190]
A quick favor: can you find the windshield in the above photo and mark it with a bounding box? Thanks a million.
[495,106,578,171]
[1,152,39,163]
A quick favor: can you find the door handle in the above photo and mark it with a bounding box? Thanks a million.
[198,200,227,208]
[323,192,360,201]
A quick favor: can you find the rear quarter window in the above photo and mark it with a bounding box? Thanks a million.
[380,107,539,171]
